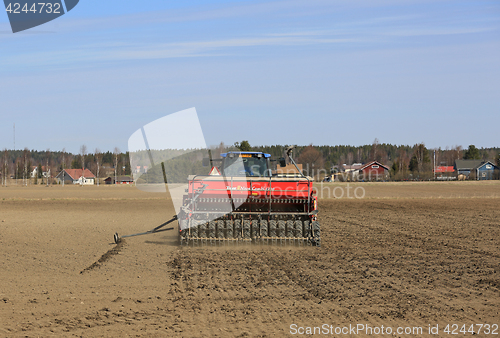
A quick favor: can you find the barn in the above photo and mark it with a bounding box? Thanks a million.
[104,175,134,184]
[358,161,389,181]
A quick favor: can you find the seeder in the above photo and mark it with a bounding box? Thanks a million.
[114,147,320,246]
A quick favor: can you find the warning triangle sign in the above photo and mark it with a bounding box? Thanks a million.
[209,166,221,175]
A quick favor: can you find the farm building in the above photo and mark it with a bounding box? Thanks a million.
[435,166,455,180]
[472,161,499,180]
[104,175,134,184]
[359,161,389,181]
[55,169,96,185]
[341,163,363,181]
[455,160,485,178]
[455,160,499,180]
[31,166,50,178]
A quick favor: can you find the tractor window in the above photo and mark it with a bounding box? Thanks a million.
[223,156,269,177]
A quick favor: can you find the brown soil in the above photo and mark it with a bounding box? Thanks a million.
[0,184,498,337]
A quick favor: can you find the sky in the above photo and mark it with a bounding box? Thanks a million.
[0,0,499,153]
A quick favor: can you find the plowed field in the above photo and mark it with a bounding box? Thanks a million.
[1,183,499,337]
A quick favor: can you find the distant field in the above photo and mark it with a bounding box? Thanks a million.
[1,180,499,201]
[316,180,500,199]
[0,184,161,200]
[0,182,498,337]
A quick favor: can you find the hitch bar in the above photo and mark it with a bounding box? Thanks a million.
[114,215,177,244]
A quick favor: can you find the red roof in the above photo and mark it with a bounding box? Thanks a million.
[63,169,96,179]
[435,166,454,173]
[359,161,389,171]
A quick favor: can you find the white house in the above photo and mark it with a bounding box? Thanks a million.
[55,169,96,185]
[31,165,50,178]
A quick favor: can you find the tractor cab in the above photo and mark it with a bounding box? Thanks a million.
[220,152,271,177]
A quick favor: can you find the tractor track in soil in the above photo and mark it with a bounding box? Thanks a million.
[80,240,127,274]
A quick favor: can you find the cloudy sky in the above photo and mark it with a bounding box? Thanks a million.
[1,0,499,153]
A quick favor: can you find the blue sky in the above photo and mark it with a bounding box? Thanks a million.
[0,0,499,153]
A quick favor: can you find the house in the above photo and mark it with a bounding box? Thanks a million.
[359,161,389,181]
[104,175,134,184]
[341,163,363,181]
[134,166,149,174]
[55,169,96,185]
[454,160,484,178]
[472,161,499,180]
[435,166,455,180]
[455,160,500,180]
[31,165,50,178]
[342,163,363,172]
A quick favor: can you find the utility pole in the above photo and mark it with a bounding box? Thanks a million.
[114,147,119,186]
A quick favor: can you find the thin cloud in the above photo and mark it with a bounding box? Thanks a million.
[0,33,355,68]
[387,27,496,37]
[46,0,336,33]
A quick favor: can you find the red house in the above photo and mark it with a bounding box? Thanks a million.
[359,161,389,181]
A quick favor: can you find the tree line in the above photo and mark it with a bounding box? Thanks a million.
[0,146,131,185]
[1,142,499,185]
[248,141,500,181]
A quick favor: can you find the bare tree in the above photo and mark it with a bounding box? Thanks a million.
[297,145,324,179]
[46,149,51,186]
[61,148,66,186]
[95,148,102,186]
[369,138,381,162]
[1,149,8,187]
[393,149,410,180]
[113,147,120,185]
[80,145,87,169]
[347,152,354,166]
[338,154,345,170]
[409,143,431,178]
[23,148,30,186]
[453,145,463,162]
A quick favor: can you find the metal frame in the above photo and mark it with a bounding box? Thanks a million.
[113,216,177,244]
